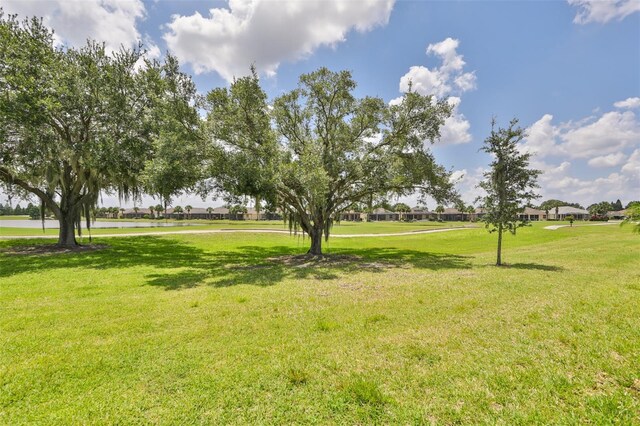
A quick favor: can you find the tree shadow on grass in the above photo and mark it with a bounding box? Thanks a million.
[500,262,564,272]
[0,237,472,290]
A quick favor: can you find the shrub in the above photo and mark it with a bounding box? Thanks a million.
[590,215,609,222]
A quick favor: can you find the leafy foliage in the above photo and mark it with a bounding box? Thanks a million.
[538,199,583,211]
[205,67,457,255]
[587,201,613,216]
[621,204,640,234]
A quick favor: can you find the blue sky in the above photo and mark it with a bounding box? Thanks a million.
[1,0,639,209]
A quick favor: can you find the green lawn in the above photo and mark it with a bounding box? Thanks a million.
[0,215,29,220]
[1,223,638,423]
[0,219,463,237]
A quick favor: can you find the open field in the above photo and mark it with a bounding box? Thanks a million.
[1,223,638,423]
[0,219,468,237]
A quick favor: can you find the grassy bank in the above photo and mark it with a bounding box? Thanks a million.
[0,224,638,423]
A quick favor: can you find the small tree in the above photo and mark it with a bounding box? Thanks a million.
[148,205,155,219]
[477,118,540,266]
[155,204,164,219]
[173,205,183,219]
[207,206,214,220]
[185,205,192,220]
[133,206,140,218]
[566,215,574,227]
[467,205,476,221]
[393,202,411,221]
[435,205,445,221]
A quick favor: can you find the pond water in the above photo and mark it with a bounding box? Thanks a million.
[0,220,200,229]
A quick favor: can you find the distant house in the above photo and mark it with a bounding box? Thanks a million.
[548,206,590,220]
[518,207,547,221]
[340,210,366,222]
[607,210,626,219]
[473,207,487,221]
[404,207,433,221]
[210,207,230,220]
[122,208,151,219]
[368,208,399,221]
[441,208,463,221]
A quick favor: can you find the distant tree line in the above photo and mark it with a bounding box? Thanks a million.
[0,202,41,218]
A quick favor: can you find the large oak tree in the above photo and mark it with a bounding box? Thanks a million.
[206,68,458,256]
[0,13,198,246]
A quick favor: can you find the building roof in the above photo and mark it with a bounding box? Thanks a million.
[522,207,545,215]
[371,208,394,214]
[122,208,151,214]
[443,208,461,214]
[557,206,589,215]
[410,207,432,214]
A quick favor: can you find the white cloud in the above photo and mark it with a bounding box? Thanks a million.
[520,114,559,157]
[523,109,640,160]
[399,66,451,98]
[438,97,472,145]
[163,0,395,81]
[561,111,640,158]
[568,0,640,24]
[587,152,627,168]
[397,38,475,145]
[521,107,640,205]
[614,97,640,109]
[449,169,466,183]
[1,0,147,53]
[621,149,640,181]
[398,37,476,98]
[532,158,637,206]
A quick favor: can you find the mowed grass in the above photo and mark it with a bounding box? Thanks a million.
[0,223,638,424]
[0,219,463,237]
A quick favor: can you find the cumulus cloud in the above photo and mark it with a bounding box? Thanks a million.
[531,158,637,206]
[163,0,395,81]
[521,106,639,205]
[561,111,640,158]
[568,0,640,24]
[523,109,640,160]
[398,37,476,98]
[520,114,559,157]
[1,0,146,53]
[621,149,640,181]
[449,169,466,183]
[396,38,476,145]
[587,152,627,168]
[439,97,472,145]
[614,97,640,109]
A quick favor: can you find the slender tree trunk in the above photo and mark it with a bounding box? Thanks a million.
[57,211,77,247]
[496,223,503,266]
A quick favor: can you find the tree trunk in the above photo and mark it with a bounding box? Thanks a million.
[308,227,323,256]
[57,212,78,247]
[496,223,503,266]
